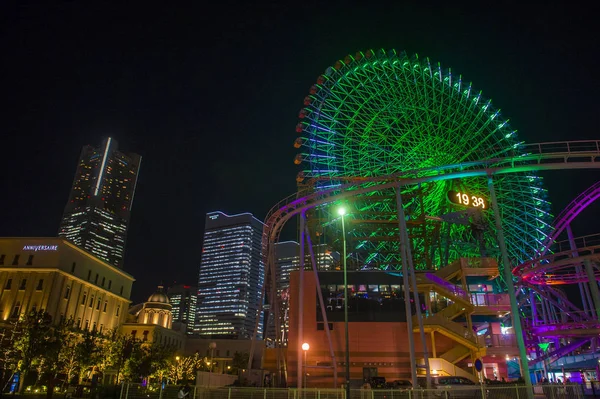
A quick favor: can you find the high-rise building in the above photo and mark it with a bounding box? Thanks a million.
[268,241,300,344]
[266,241,336,344]
[167,283,198,333]
[58,138,141,268]
[196,211,264,339]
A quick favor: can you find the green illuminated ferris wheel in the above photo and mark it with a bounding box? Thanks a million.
[293,48,552,274]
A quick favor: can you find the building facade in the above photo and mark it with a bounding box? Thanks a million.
[0,237,134,332]
[195,211,265,339]
[167,283,198,333]
[280,259,518,388]
[58,137,141,268]
[121,286,186,351]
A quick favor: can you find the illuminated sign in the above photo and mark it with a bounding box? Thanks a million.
[447,190,487,209]
[209,215,219,220]
[22,245,58,251]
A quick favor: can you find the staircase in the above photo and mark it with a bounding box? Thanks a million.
[440,345,471,364]
[418,358,479,383]
[528,338,592,367]
[416,312,483,351]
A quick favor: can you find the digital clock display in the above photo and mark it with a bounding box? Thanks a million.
[447,190,487,209]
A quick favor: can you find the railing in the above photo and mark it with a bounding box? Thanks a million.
[548,232,600,254]
[484,334,517,347]
[421,358,478,382]
[109,382,600,399]
[186,385,585,399]
[461,257,498,269]
[470,293,510,308]
[420,313,483,347]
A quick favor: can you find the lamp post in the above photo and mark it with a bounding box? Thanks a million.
[338,207,350,399]
[175,356,181,385]
[302,343,310,390]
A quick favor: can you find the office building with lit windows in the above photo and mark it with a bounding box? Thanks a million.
[0,237,134,331]
[265,241,336,343]
[167,283,198,334]
[58,137,141,268]
[195,211,264,339]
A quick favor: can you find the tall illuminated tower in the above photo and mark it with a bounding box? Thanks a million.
[167,284,198,334]
[58,137,141,268]
[195,211,265,339]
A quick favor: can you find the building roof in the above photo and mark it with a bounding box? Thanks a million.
[147,286,170,304]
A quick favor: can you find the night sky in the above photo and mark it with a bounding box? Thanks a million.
[1,2,598,304]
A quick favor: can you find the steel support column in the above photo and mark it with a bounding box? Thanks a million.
[487,175,533,399]
[584,259,600,320]
[395,186,420,388]
[298,211,306,390]
[305,226,338,387]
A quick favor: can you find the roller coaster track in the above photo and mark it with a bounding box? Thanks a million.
[515,234,600,285]
[252,140,600,370]
[262,140,600,252]
[538,180,600,257]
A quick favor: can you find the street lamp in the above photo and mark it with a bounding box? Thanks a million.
[338,207,350,399]
[302,343,310,389]
[175,356,181,384]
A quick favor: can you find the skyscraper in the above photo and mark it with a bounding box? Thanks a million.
[167,283,198,334]
[58,137,141,268]
[269,241,300,344]
[196,211,264,339]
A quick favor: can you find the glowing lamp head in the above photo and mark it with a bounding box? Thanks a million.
[337,208,346,216]
[175,356,180,361]
[302,343,310,351]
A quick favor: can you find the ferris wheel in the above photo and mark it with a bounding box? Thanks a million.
[293,48,553,276]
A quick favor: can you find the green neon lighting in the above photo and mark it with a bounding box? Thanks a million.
[538,342,550,352]
[293,49,552,280]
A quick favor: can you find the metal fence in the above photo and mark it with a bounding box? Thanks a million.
[113,384,594,399]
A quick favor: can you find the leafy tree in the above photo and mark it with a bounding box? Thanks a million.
[103,328,138,383]
[13,310,55,393]
[58,329,81,387]
[76,329,102,383]
[167,352,205,384]
[11,310,70,398]
[230,352,249,376]
[141,335,175,383]
[0,323,22,391]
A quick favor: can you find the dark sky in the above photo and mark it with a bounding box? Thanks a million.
[1,2,598,303]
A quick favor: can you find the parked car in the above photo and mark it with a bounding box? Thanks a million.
[389,380,412,389]
[423,376,485,398]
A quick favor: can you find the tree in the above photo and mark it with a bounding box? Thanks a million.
[11,310,71,398]
[167,353,205,385]
[230,352,249,376]
[13,310,56,393]
[102,328,142,383]
[0,322,22,391]
[57,331,80,387]
[76,329,102,383]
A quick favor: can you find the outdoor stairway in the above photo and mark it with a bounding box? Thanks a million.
[440,344,471,364]
[528,338,591,367]
[414,312,483,352]
[417,358,479,383]
[417,273,473,310]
